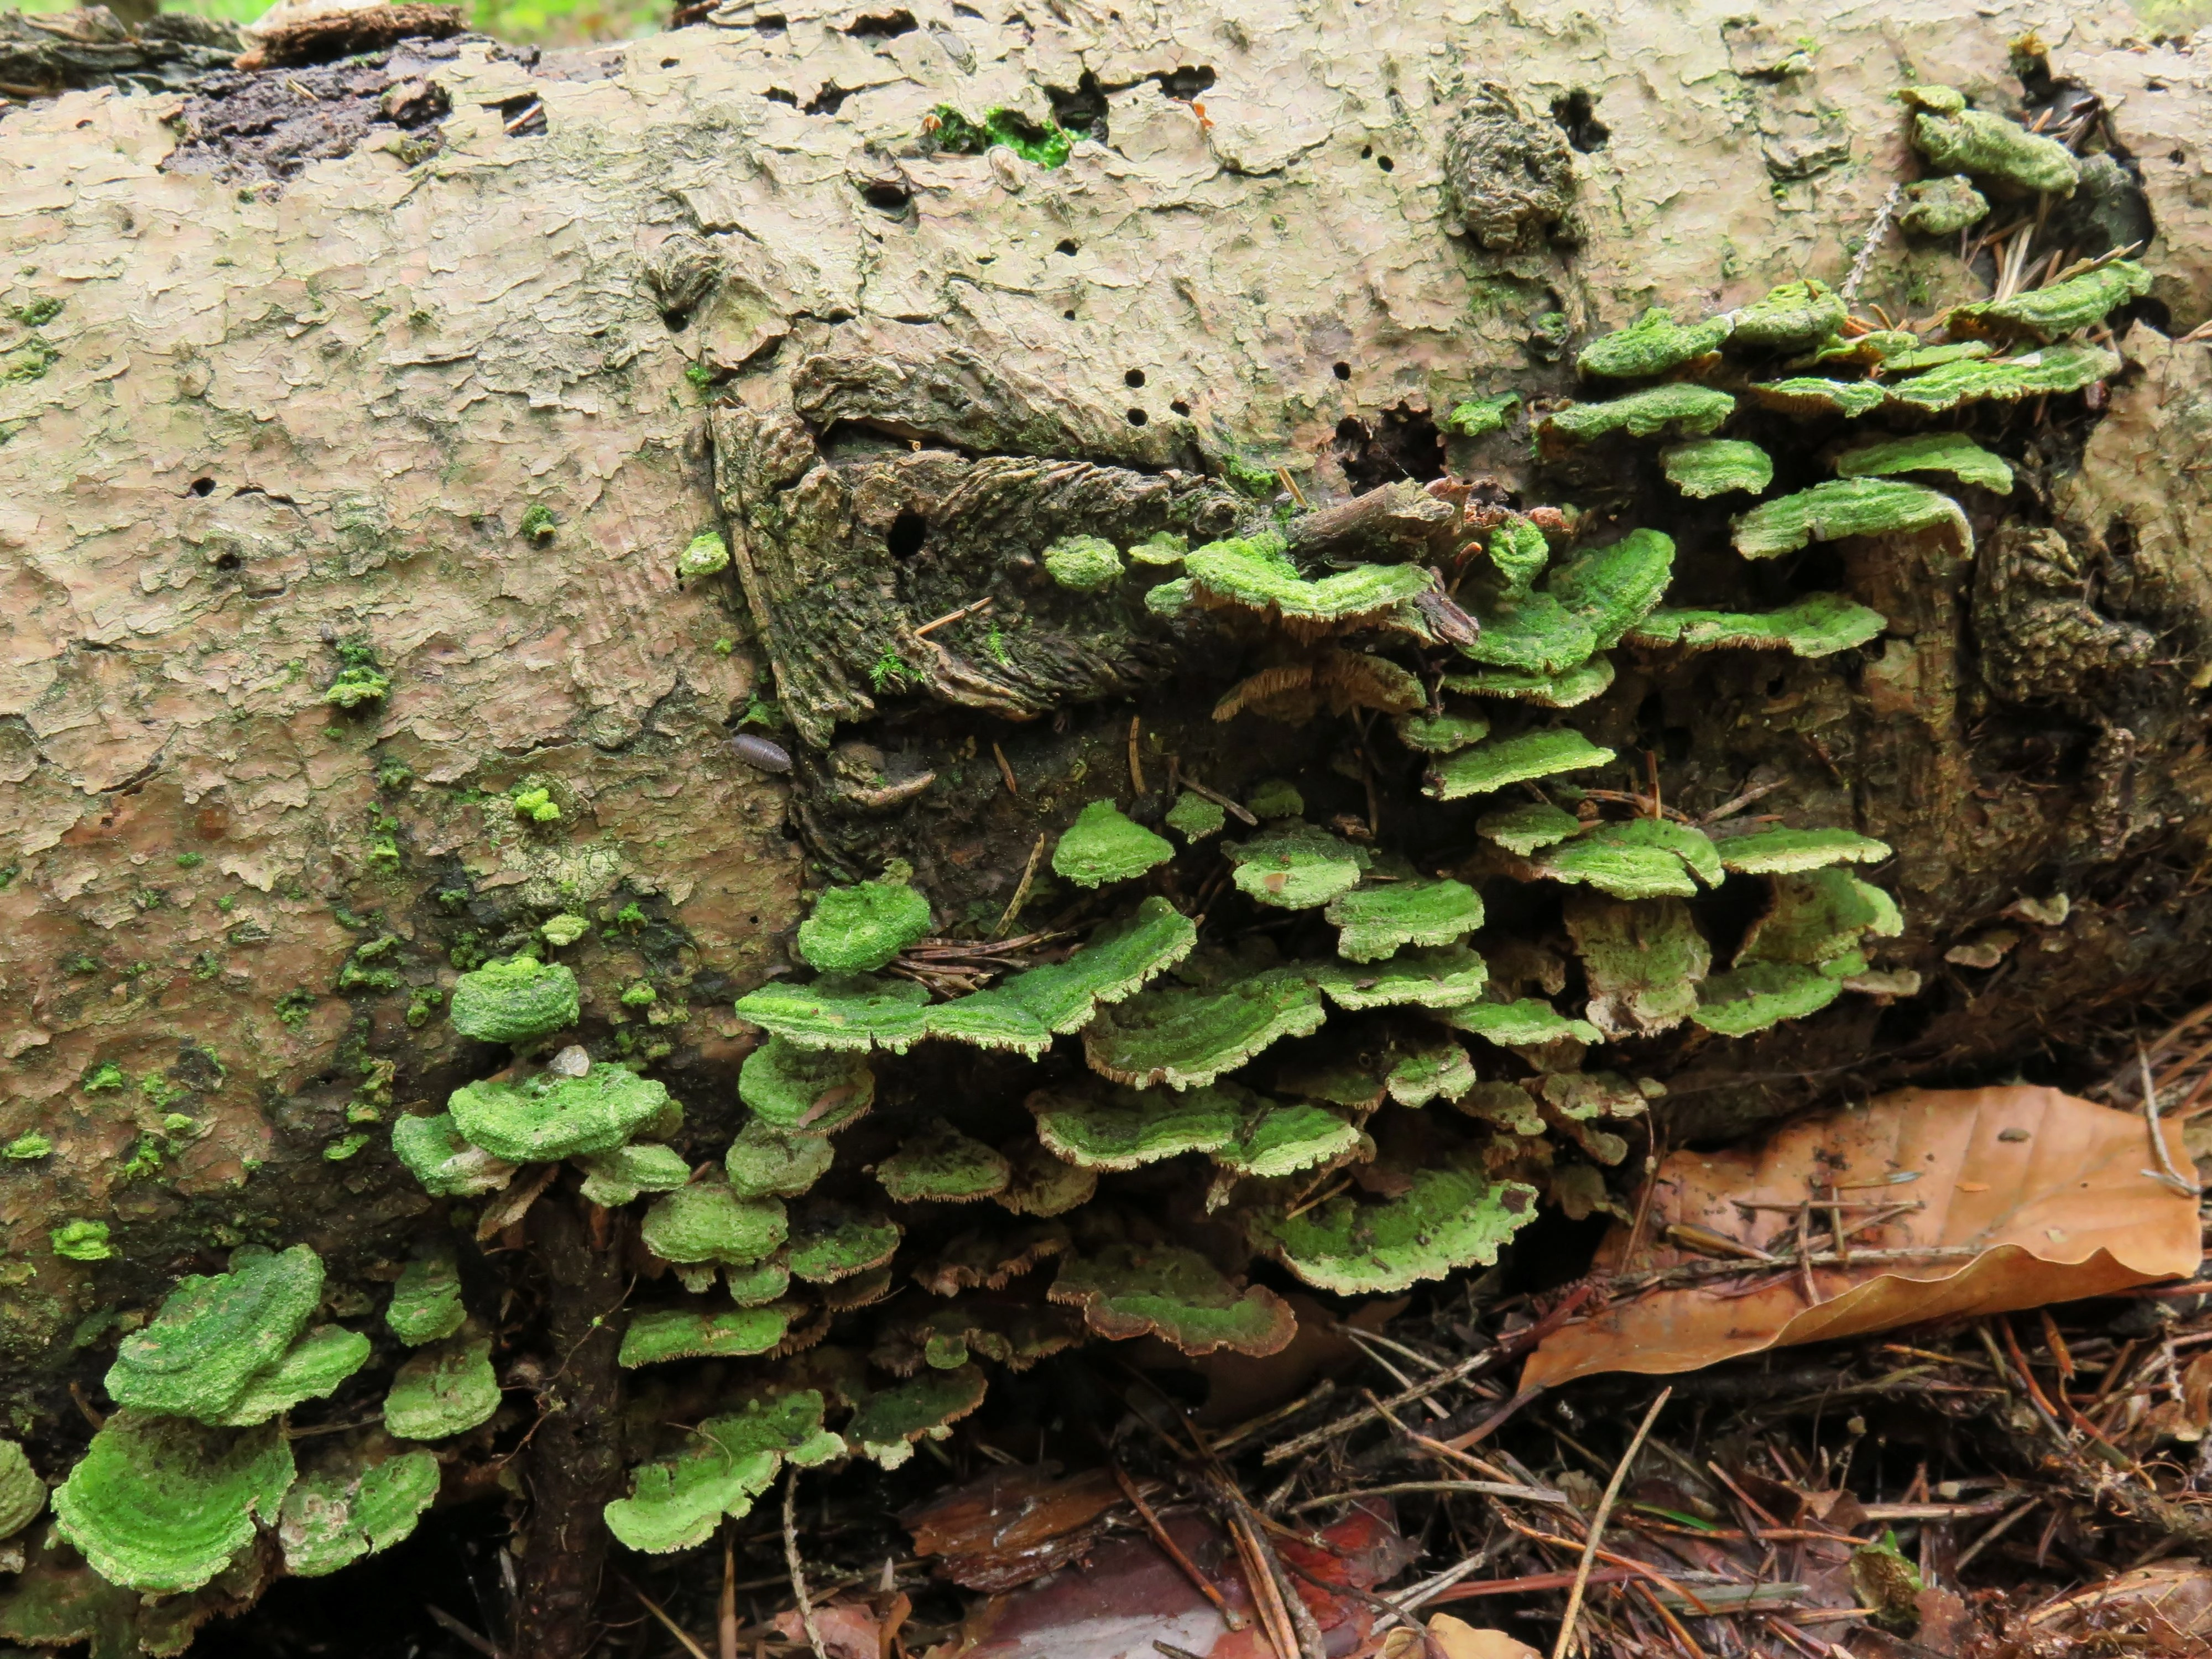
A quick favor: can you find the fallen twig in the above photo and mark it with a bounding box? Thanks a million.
[783,1467,828,1659]
[1112,1463,1246,1630]
[1285,1479,1571,1514]
[989,833,1048,942]
[1552,1387,1670,1659]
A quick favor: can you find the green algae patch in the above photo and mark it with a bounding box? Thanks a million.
[279,1451,440,1578]
[604,1393,841,1553]
[1884,343,2120,413]
[1747,377,1888,418]
[1549,529,1676,648]
[877,1120,1012,1204]
[618,1305,792,1368]
[924,896,1197,1056]
[786,1203,902,1282]
[0,1442,43,1540]
[1326,878,1485,962]
[215,1326,373,1426]
[1729,279,1848,351]
[1477,800,1584,856]
[1030,1081,1242,1170]
[1629,593,1886,658]
[1899,175,1989,236]
[1052,800,1174,888]
[1308,943,1489,1012]
[929,105,1071,168]
[106,1244,324,1423]
[1050,1244,1295,1356]
[1394,708,1491,753]
[577,1141,693,1206]
[384,1335,500,1441]
[1256,1165,1537,1295]
[641,1182,786,1266]
[1568,895,1711,1037]
[1185,532,1434,638]
[3,1133,50,1160]
[1835,432,2013,492]
[1577,307,1731,380]
[1692,961,1844,1036]
[1441,998,1603,1048]
[739,1039,875,1128]
[1041,534,1124,591]
[1536,383,1734,453]
[53,1413,294,1594]
[1902,85,2080,196]
[1535,818,1721,900]
[448,956,579,1045]
[1947,260,2151,344]
[387,1250,465,1345]
[734,974,931,1053]
[724,1121,833,1199]
[1445,392,1520,435]
[1485,514,1551,594]
[1224,821,1370,910]
[1661,439,1772,499]
[392,1113,518,1197]
[510,786,560,823]
[1717,826,1893,875]
[1083,970,1328,1090]
[1734,479,1969,560]
[1457,591,1597,675]
[1426,729,1616,801]
[1445,655,1615,707]
[796,880,932,974]
[847,1365,988,1469]
[447,1067,673,1164]
[676,531,730,578]
[1165,790,1227,841]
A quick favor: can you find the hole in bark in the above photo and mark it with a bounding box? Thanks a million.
[860,181,912,213]
[764,87,796,104]
[1126,408,1148,426]
[189,477,216,497]
[1170,398,1191,416]
[844,9,916,36]
[1155,65,1216,100]
[660,308,691,332]
[749,12,786,29]
[1055,238,1078,255]
[1552,89,1610,151]
[1332,404,1446,492]
[214,552,241,571]
[1333,362,1350,380]
[1047,70,1109,140]
[804,83,852,115]
[1125,368,1145,387]
[1376,154,1395,171]
[887,510,929,560]
[1360,144,1372,158]
[660,55,679,66]
[1062,309,1076,319]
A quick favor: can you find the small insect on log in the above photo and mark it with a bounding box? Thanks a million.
[732,733,793,774]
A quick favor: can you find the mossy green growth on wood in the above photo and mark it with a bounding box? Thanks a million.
[1083,969,1328,1090]
[278,1451,440,1579]
[1394,708,1490,753]
[1537,383,1735,452]
[1254,1164,1537,1295]
[1049,1244,1295,1356]
[796,879,932,973]
[323,641,390,710]
[52,1413,294,1594]
[1661,439,1772,499]
[1946,260,2151,344]
[603,1392,842,1553]
[447,1067,673,1164]
[1898,175,1989,236]
[1224,821,1370,909]
[924,899,1197,1053]
[640,1182,786,1266]
[1456,592,1595,676]
[739,1038,874,1128]
[676,531,729,578]
[1444,392,1520,435]
[383,1334,500,1440]
[1442,997,1602,1047]
[387,1250,465,1345]
[105,1244,324,1423]
[1485,514,1551,595]
[448,955,579,1045]
[928,105,1071,168]
[734,975,932,1053]
[1835,432,2013,492]
[1245,778,1305,818]
[1041,534,1124,591]
[1051,800,1174,888]
[1884,343,2120,413]
[52,1220,114,1261]
[618,1305,793,1367]
[1734,479,1969,560]
[511,786,560,823]
[1326,878,1485,962]
[1030,1080,1246,1170]
[1426,729,1616,801]
[1629,594,1887,658]
[1901,84,2080,196]
[877,1120,1012,1204]
[1575,307,1731,379]
[1728,279,1848,351]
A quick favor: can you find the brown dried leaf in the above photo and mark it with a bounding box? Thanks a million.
[904,1465,1128,1593]
[2026,1562,2212,1641]
[1525,1087,2201,1387]
[1426,1616,1544,1659]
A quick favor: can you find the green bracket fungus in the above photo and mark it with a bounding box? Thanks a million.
[726,1259,793,1305]
[1083,970,1328,1090]
[577,1141,694,1206]
[1050,1244,1296,1357]
[847,1365,988,1469]
[541,913,588,947]
[1716,826,1894,875]
[1426,729,1617,801]
[877,1121,1013,1204]
[1881,340,1992,374]
[1051,800,1175,888]
[1445,655,1616,708]
[1728,279,1848,351]
[447,1067,674,1164]
[1326,878,1485,962]
[1884,342,2120,413]
[1144,577,1194,615]
[1485,514,1551,596]
[1307,944,1489,1011]
[1901,84,2080,196]
[1946,260,2151,344]
[511,786,560,823]
[724,1123,833,1200]
[739,1039,875,1128]
[1567,895,1712,1037]
[1184,533,1435,639]
[1747,377,1889,418]
[1835,432,2013,492]
[392,1113,518,1197]
[1628,593,1887,658]
[1740,868,1902,967]
[1255,1165,1537,1295]
[278,1451,440,1579]
[1245,778,1305,818]
[1734,479,1969,560]
[922,896,1198,1053]
[796,879,932,974]
[733,975,932,1053]
[1661,439,1773,499]
[1030,1081,1244,1170]
[1534,818,1724,901]
[383,1334,500,1440]
[1575,307,1731,379]
[617,1305,793,1367]
[1444,393,1520,435]
[52,1413,294,1594]
[996,1141,1099,1216]
[1477,800,1584,856]
[214,1326,372,1426]
[676,531,730,578]
[1898,175,1989,236]
[1692,961,1846,1036]
[1383,1040,1475,1108]
[603,1394,842,1554]
[1394,708,1491,753]
[50,1219,113,1261]
[323,642,390,710]
[1457,1080,1548,1135]
[1129,530,1188,565]
[448,956,579,1045]
[873,1299,1085,1375]
[106,1244,324,1422]
[1165,791,1227,841]
[1224,821,1370,909]
[1215,1102,1363,1177]
[786,1203,902,1282]
[1549,529,1675,649]
[1536,383,1735,453]
[641,1182,787,1266]
[1458,592,1595,675]
[1800,330,1920,371]
[914,1224,1071,1296]
[387,1250,466,1345]
[1441,998,1603,1048]
[1041,534,1124,591]
[0,1443,42,1541]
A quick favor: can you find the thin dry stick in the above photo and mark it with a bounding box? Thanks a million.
[1128,715,1147,794]
[720,1527,739,1659]
[1112,1463,1248,1629]
[912,594,992,638]
[991,739,1019,797]
[424,1607,503,1659]
[2138,1042,2203,1196]
[629,1584,712,1659]
[1175,770,1260,826]
[1552,1388,1672,1659]
[1263,1346,1500,1463]
[782,1467,828,1659]
[1225,1506,1299,1659]
[989,833,1048,942]
[1285,1479,1569,1514]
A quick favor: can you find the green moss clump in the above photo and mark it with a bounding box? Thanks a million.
[1444,392,1520,435]
[1051,800,1174,888]
[1477,800,1584,855]
[1484,514,1551,595]
[1254,1165,1537,1295]
[519,504,559,541]
[1185,533,1434,637]
[1883,342,2120,413]
[1902,85,2080,196]
[1733,479,1969,560]
[796,880,932,973]
[447,1067,673,1164]
[324,642,390,710]
[1661,439,1773,499]
[1224,821,1370,910]
[3,1133,50,1160]
[1394,708,1490,753]
[1716,826,1893,874]
[1537,383,1735,451]
[511,786,560,823]
[1445,655,1616,708]
[1425,729,1617,801]
[617,1306,792,1368]
[383,1335,500,1441]
[846,1365,988,1469]
[603,1393,842,1553]
[928,105,1071,168]
[676,531,730,577]
[578,1141,694,1206]
[1041,534,1124,591]
[1245,778,1305,818]
[1834,432,2013,492]
[278,1451,441,1579]
[1083,969,1328,1090]
[1164,790,1227,841]
[1128,530,1187,565]
[1325,878,1485,962]
[1575,307,1731,379]
[52,1413,294,1594]
[1746,377,1889,418]
[1049,1244,1295,1356]
[82,1062,127,1094]
[448,956,579,1045]
[105,1245,324,1422]
[640,1182,787,1266]
[1629,593,1887,658]
[540,913,588,947]
[1729,279,1848,351]
[1898,175,1989,236]
[1947,260,2151,345]
[733,975,932,1054]
[876,1120,1013,1203]
[387,1250,466,1346]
